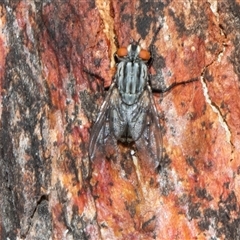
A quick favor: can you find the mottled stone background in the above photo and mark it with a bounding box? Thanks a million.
[0,0,240,239]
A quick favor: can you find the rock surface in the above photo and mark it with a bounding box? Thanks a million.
[0,1,240,239]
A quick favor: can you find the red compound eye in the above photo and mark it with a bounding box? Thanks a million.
[116,47,128,57]
[139,49,151,60]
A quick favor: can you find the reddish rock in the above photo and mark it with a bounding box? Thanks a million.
[0,1,240,239]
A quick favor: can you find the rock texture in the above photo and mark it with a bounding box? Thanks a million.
[0,0,240,239]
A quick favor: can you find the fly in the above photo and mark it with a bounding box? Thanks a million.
[88,26,197,170]
[88,35,162,169]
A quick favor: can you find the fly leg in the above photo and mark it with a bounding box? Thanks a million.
[150,73,199,93]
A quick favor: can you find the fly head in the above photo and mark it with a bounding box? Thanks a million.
[114,42,152,66]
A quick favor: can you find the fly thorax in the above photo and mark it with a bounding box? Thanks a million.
[116,61,148,105]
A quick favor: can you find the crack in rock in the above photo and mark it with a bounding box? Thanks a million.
[200,76,231,144]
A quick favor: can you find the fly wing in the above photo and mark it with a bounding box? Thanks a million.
[149,86,163,168]
[135,85,163,169]
[88,82,117,160]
